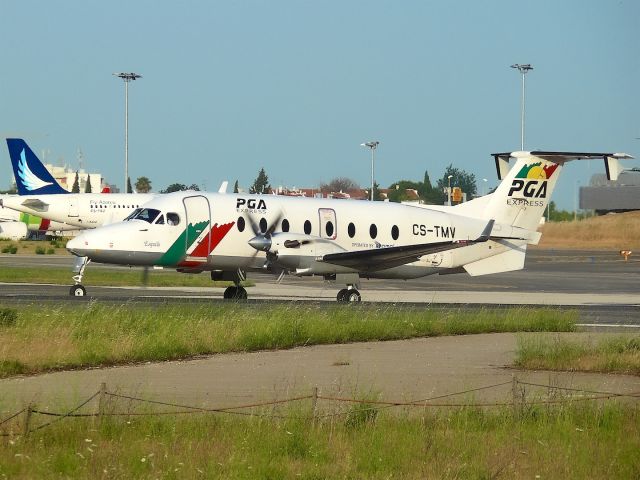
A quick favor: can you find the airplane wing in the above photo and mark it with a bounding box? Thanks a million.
[20,198,49,211]
[321,220,495,272]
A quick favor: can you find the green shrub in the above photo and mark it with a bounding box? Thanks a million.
[46,248,55,255]
[35,246,46,255]
[1,244,18,254]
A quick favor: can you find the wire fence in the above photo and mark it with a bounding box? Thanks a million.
[1,378,639,437]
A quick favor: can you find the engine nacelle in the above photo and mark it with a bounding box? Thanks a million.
[0,221,28,241]
[269,233,348,273]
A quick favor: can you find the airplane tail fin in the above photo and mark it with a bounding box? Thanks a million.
[482,151,632,231]
[6,139,69,195]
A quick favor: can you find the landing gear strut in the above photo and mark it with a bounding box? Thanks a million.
[70,256,90,297]
[337,287,361,302]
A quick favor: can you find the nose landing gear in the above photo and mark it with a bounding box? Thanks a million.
[69,256,90,296]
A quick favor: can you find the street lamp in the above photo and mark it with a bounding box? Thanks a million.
[482,178,488,196]
[360,141,379,201]
[447,174,453,206]
[113,72,142,193]
[510,63,533,151]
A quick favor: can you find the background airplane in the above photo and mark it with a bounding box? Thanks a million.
[0,202,78,240]
[66,150,631,299]
[2,139,155,229]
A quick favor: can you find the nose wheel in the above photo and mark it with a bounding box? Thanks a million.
[337,288,361,302]
[70,284,87,296]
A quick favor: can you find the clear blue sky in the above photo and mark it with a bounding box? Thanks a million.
[1,0,638,209]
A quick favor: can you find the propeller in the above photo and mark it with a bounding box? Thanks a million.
[246,210,284,253]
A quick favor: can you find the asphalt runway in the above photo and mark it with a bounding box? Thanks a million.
[1,248,638,325]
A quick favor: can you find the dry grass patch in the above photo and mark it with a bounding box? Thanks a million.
[538,211,640,250]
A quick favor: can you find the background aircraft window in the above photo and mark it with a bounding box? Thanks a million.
[348,222,356,238]
[304,220,312,235]
[370,224,377,239]
[259,218,267,233]
[237,216,245,232]
[391,225,399,240]
[167,213,180,226]
[282,219,290,232]
[325,221,334,237]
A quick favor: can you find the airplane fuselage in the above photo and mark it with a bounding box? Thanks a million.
[67,191,519,280]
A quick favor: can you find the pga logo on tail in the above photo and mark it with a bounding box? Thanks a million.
[508,162,559,198]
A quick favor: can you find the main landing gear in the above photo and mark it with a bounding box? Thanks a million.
[223,285,248,300]
[336,287,361,302]
[70,256,91,297]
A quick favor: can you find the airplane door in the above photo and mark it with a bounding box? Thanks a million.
[182,195,211,261]
[68,198,79,217]
[318,208,337,240]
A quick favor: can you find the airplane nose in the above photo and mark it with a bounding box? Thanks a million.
[66,234,89,257]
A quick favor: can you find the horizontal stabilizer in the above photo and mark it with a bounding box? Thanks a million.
[21,198,49,211]
[463,246,526,276]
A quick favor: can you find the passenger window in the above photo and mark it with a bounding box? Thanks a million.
[391,225,399,240]
[370,224,377,239]
[348,223,356,238]
[167,213,180,226]
[237,216,245,232]
[304,220,312,235]
[259,218,268,234]
[325,221,334,237]
[282,219,290,232]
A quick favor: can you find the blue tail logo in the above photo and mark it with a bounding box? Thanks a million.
[6,139,69,195]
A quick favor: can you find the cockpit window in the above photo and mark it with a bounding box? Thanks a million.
[129,208,161,223]
[124,208,142,221]
[166,213,180,226]
[154,215,165,225]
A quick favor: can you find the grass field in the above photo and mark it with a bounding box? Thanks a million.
[0,265,252,288]
[0,303,577,378]
[537,211,640,250]
[515,334,640,375]
[0,402,638,479]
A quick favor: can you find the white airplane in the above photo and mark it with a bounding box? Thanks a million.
[66,150,631,300]
[0,203,77,240]
[1,139,155,229]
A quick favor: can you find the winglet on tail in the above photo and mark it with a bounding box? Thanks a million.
[6,139,68,195]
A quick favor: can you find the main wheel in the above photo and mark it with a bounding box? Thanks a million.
[223,286,237,299]
[70,284,86,296]
[345,289,361,302]
[336,288,349,302]
[235,286,248,300]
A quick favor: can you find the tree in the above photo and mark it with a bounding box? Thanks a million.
[320,177,359,194]
[387,180,421,203]
[160,183,200,193]
[71,172,80,193]
[84,174,92,193]
[436,164,477,203]
[127,177,133,194]
[249,168,271,194]
[135,176,152,193]
[233,180,239,193]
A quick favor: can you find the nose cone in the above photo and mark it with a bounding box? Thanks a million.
[66,233,91,257]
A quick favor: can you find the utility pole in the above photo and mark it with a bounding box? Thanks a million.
[510,64,533,150]
[360,141,379,201]
[113,72,142,192]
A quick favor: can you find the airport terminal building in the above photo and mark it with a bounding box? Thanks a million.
[580,169,640,214]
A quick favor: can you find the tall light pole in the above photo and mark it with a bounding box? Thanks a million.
[510,64,533,151]
[447,174,453,206]
[360,141,379,201]
[113,72,142,192]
